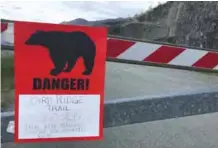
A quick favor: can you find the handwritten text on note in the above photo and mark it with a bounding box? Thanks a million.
[18,94,100,139]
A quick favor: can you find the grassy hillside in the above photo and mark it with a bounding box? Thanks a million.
[1,54,14,110]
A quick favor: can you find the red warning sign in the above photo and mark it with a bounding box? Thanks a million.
[14,21,107,143]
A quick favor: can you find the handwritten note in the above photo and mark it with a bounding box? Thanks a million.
[18,94,100,139]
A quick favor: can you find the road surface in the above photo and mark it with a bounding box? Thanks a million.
[104,62,218,100]
[2,62,218,148]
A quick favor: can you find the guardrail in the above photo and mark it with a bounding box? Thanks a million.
[2,91,218,143]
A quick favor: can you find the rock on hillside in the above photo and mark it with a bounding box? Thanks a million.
[174,2,218,49]
[112,1,218,49]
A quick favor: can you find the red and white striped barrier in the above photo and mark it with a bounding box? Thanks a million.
[1,22,14,46]
[107,38,218,70]
[1,21,218,71]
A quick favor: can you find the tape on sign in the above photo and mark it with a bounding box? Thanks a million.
[6,121,15,134]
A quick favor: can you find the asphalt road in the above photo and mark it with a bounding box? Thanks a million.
[2,62,218,148]
[104,62,218,100]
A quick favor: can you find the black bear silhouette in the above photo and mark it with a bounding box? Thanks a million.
[25,30,96,76]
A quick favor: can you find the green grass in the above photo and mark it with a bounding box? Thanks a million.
[1,54,14,110]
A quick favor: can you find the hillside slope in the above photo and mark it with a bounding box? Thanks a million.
[110,1,218,49]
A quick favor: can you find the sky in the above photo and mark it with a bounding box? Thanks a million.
[1,1,167,23]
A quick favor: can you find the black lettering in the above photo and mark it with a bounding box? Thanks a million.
[33,78,41,90]
[43,78,51,90]
[61,79,69,90]
[52,78,60,90]
[70,79,76,90]
[32,78,90,90]
[77,79,85,90]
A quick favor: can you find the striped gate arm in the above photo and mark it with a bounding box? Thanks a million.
[1,22,8,32]
[107,38,218,71]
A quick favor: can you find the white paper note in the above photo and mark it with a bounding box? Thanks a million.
[18,94,100,139]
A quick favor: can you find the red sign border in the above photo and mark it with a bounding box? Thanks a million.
[14,20,107,143]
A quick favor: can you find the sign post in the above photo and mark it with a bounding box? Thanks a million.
[14,21,107,143]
